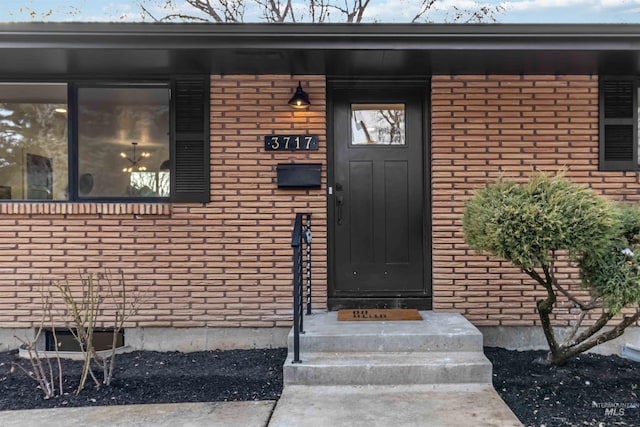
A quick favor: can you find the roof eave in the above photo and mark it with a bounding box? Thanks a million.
[1,22,639,76]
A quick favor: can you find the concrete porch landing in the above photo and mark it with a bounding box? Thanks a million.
[270,311,522,426]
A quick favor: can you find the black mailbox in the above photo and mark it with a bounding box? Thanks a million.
[277,163,322,189]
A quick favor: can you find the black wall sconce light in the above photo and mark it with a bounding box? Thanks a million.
[288,81,311,109]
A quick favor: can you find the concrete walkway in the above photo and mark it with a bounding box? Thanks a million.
[270,384,522,427]
[0,401,276,427]
[0,391,521,427]
[0,390,522,427]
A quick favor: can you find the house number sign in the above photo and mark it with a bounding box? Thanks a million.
[264,135,319,151]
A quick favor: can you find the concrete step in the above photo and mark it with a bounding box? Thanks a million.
[289,311,484,353]
[283,351,492,386]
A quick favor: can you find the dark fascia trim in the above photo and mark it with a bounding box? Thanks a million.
[3,22,640,51]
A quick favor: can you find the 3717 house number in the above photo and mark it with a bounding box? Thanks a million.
[264,135,319,151]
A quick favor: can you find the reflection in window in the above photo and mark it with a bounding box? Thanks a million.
[0,83,68,200]
[78,86,170,198]
[130,172,170,197]
[351,104,406,145]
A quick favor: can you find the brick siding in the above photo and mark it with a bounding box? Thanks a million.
[431,75,640,326]
[0,75,327,329]
[2,73,638,332]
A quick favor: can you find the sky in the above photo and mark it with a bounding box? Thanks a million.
[1,0,640,23]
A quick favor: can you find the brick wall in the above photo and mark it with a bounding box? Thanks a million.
[4,73,639,333]
[431,75,640,327]
[0,75,327,329]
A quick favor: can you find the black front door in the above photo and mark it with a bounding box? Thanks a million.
[328,81,431,309]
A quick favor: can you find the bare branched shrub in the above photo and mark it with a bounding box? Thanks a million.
[15,270,148,397]
[99,271,146,386]
[13,287,63,399]
[54,271,147,394]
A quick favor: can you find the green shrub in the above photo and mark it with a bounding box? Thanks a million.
[463,172,640,366]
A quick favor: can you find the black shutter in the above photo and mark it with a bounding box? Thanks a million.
[172,77,210,203]
[600,78,637,171]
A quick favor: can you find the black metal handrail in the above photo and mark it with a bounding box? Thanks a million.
[291,212,312,364]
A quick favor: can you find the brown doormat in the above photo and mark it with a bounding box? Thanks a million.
[337,309,423,321]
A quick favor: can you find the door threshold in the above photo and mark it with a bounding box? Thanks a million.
[328,297,432,311]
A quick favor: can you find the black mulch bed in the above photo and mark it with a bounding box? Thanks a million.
[486,347,640,426]
[0,348,287,411]
[1,346,640,426]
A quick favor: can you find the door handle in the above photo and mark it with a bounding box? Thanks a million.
[336,195,344,225]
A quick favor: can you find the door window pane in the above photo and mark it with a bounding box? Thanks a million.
[0,83,68,200]
[351,104,405,145]
[78,86,170,198]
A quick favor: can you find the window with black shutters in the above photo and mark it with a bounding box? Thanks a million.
[600,77,638,171]
[0,77,210,203]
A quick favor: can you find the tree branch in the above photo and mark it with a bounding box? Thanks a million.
[566,310,614,348]
[528,264,561,358]
[554,282,603,311]
[549,310,640,365]
[411,0,436,23]
[567,308,587,342]
[136,0,161,21]
[354,0,370,23]
[188,0,227,22]
[159,13,212,22]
